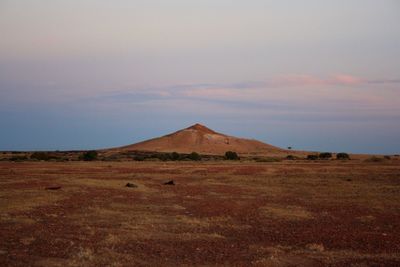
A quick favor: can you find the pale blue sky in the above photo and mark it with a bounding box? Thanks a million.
[0,0,399,153]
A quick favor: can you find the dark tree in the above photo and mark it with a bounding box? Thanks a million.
[336,153,350,160]
[307,154,319,160]
[170,152,180,161]
[188,152,201,161]
[286,155,296,160]
[82,150,98,161]
[319,152,332,160]
[225,151,239,160]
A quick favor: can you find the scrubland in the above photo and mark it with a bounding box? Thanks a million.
[1,160,399,266]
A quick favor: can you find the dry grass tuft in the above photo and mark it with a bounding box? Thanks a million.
[259,205,313,220]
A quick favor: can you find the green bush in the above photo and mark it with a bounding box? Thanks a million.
[307,155,318,160]
[81,150,98,161]
[225,151,239,160]
[336,153,350,160]
[319,152,332,160]
[188,152,201,161]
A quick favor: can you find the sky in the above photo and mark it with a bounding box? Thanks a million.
[0,0,399,154]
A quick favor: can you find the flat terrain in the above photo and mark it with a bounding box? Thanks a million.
[1,160,399,266]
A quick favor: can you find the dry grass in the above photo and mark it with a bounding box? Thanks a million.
[0,189,65,213]
[259,205,313,220]
[0,160,399,266]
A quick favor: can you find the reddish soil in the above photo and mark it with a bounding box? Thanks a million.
[0,160,399,266]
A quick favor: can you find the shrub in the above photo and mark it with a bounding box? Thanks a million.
[170,152,180,161]
[81,150,98,161]
[286,155,296,160]
[336,153,350,160]
[254,157,281,162]
[150,153,166,161]
[225,151,239,160]
[307,155,318,160]
[365,156,385,163]
[384,155,391,160]
[133,155,146,161]
[188,152,201,161]
[31,152,53,161]
[319,152,332,160]
[10,155,28,161]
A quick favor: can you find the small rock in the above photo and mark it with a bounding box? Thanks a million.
[125,183,138,188]
[306,243,324,252]
[45,186,62,190]
[164,180,175,185]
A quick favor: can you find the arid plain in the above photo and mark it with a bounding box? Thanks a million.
[1,160,399,266]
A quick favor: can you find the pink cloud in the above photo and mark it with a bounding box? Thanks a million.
[329,74,364,85]
[183,88,239,98]
[275,74,324,86]
[275,74,365,87]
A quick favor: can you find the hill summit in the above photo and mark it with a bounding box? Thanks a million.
[117,123,286,156]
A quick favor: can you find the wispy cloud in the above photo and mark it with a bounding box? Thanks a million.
[86,74,399,107]
[273,74,399,87]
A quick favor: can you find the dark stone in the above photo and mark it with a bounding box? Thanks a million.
[125,183,138,188]
[164,180,175,185]
[45,186,62,190]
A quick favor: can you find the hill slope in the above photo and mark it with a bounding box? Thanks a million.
[117,123,287,156]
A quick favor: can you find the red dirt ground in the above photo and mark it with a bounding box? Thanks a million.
[0,161,399,266]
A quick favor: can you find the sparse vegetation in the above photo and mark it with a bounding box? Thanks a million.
[0,160,400,266]
[365,156,386,163]
[253,157,281,162]
[131,152,206,161]
[336,152,350,160]
[1,160,399,266]
[9,155,29,161]
[188,152,201,161]
[225,151,239,160]
[307,155,318,160]
[170,152,180,161]
[319,152,332,160]
[81,150,98,161]
[30,152,54,161]
[133,155,146,161]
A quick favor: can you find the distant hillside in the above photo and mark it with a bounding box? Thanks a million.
[113,123,289,156]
